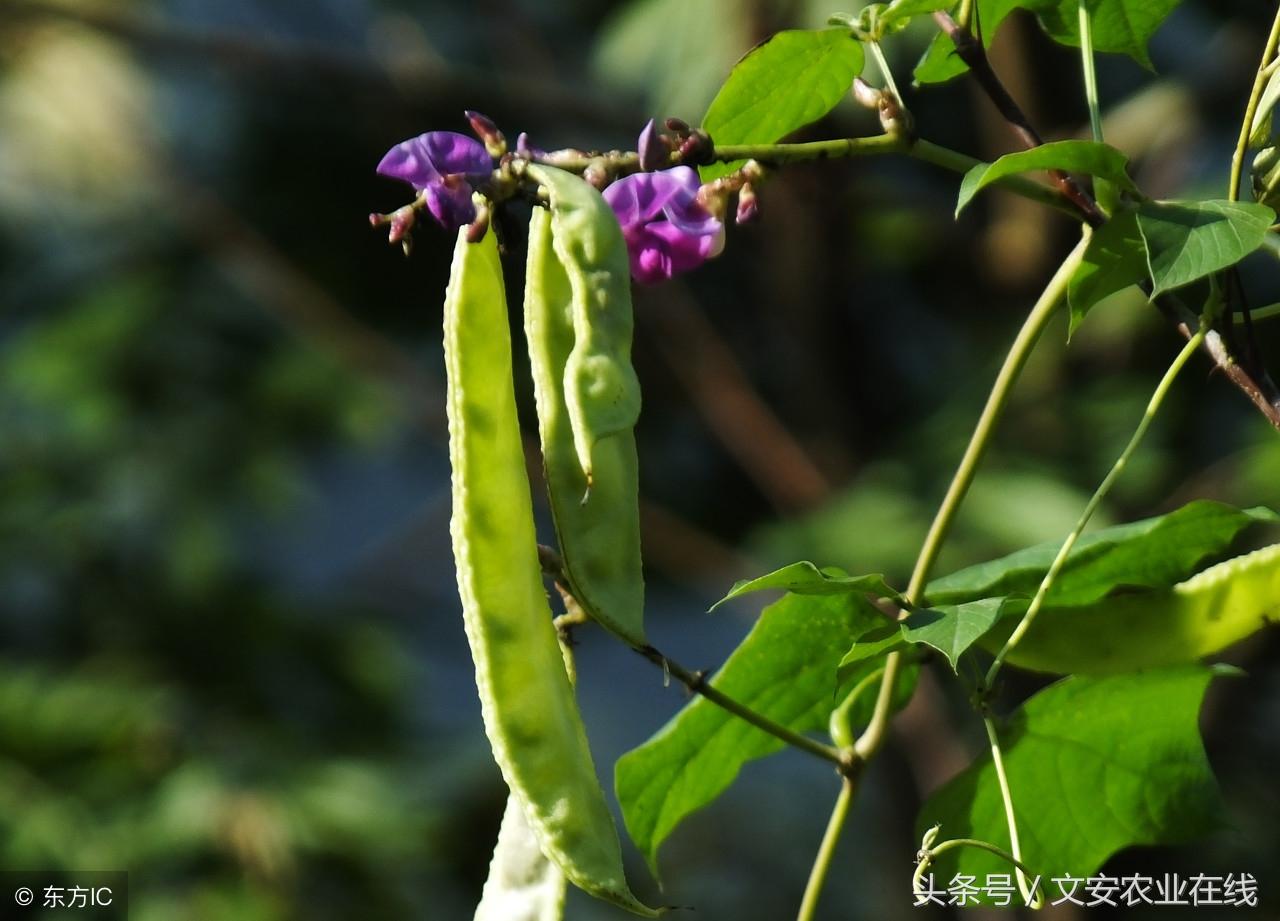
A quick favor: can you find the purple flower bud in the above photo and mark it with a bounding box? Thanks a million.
[464,110,507,157]
[603,166,725,285]
[851,77,884,110]
[515,132,546,159]
[376,131,493,230]
[638,118,668,172]
[735,183,758,225]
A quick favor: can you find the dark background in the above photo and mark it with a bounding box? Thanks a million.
[0,1,1277,918]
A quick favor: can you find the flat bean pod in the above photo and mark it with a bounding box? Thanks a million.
[524,206,646,647]
[473,796,566,921]
[443,228,658,915]
[525,164,642,492]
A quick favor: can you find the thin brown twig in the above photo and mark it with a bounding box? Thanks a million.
[535,545,854,773]
[1157,297,1280,431]
[932,10,1106,227]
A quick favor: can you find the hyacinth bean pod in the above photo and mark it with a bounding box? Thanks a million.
[442,227,658,916]
[523,206,646,647]
[524,164,643,494]
[473,795,567,921]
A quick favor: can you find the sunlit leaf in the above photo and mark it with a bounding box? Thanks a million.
[981,542,1280,674]
[1068,208,1148,333]
[701,29,864,180]
[1137,199,1275,296]
[919,666,1226,890]
[902,598,1008,671]
[615,593,882,873]
[710,561,901,610]
[926,500,1276,608]
[955,140,1136,216]
[1033,0,1181,70]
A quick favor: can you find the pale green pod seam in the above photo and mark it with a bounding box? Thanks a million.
[524,164,642,491]
[443,228,659,916]
[474,796,567,921]
[981,543,1280,674]
[524,207,646,647]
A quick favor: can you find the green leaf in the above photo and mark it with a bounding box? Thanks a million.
[1068,208,1148,333]
[878,0,957,33]
[837,623,908,678]
[913,0,1024,86]
[926,500,1276,608]
[914,0,1178,85]
[955,140,1135,216]
[901,599,1007,671]
[836,600,1008,675]
[701,29,864,181]
[710,561,901,610]
[980,541,1280,674]
[1032,0,1180,70]
[614,593,883,873]
[1137,199,1276,296]
[829,658,920,747]
[918,666,1224,888]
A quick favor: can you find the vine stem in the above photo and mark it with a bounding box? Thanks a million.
[795,776,856,921]
[1078,0,1103,143]
[848,233,1088,765]
[973,320,1208,911]
[803,235,1086,916]
[985,318,1209,682]
[983,715,1036,904]
[531,136,1081,217]
[1228,2,1280,202]
[867,40,903,105]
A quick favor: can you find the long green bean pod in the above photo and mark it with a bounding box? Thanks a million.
[443,227,658,915]
[524,204,646,646]
[524,164,642,494]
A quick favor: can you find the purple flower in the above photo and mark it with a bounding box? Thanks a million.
[602,166,724,285]
[376,131,493,230]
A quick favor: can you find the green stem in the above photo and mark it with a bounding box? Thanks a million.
[715,137,1075,216]
[531,136,1077,217]
[1229,3,1280,201]
[795,777,856,921]
[985,320,1209,683]
[829,665,886,749]
[983,716,1039,906]
[851,234,1090,763]
[714,134,905,163]
[956,0,975,31]
[1078,0,1103,142]
[975,321,1209,914]
[868,40,903,105]
[1236,301,1280,322]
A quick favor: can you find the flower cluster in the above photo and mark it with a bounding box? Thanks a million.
[372,115,735,284]
[603,166,723,285]
[375,130,493,231]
